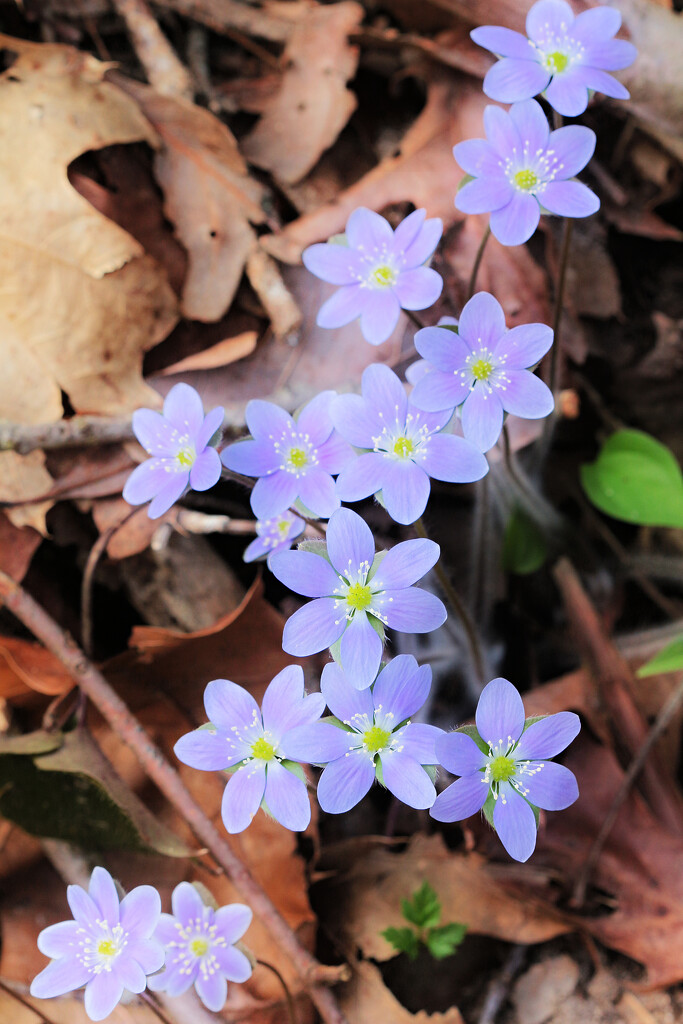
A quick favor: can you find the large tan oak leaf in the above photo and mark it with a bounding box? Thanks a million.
[0,35,178,417]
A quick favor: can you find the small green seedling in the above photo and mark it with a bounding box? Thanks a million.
[381,881,467,961]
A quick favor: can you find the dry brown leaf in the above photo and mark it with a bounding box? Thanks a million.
[339,958,465,1024]
[113,75,268,323]
[0,512,41,583]
[0,35,178,417]
[241,1,364,185]
[0,452,54,535]
[159,332,259,375]
[261,75,487,264]
[91,498,175,559]
[0,637,72,698]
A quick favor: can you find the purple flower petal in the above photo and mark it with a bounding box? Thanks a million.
[401,216,443,267]
[214,904,253,944]
[346,207,395,250]
[122,459,169,505]
[331,393,382,449]
[282,598,345,657]
[458,292,506,350]
[195,970,228,1012]
[526,0,574,44]
[250,471,299,520]
[489,191,540,246]
[269,549,339,597]
[392,208,427,253]
[66,885,99,929]
[380,459,431,524]
[264,760,311,830]
[483,57,551,103]
[321,660,375,718]
[436,731,488,776]
[414,324,472,371]
[393,266,443,310]
[132,408,181,456]
[36,920,82,959]
[302,243,363,285]
[399,722,443,764]
[509,98,551,154]
[127,938,165,975]
[147,473,188,518]
[500,370,554,419]
[521,761,578,810]
[579,66,630,100]
[380,749,436,808]
[493,783,537,861]
[336,452,388,501]
[262,665,326,737]
[361,363,409,423]
[543,71,590,117]
[243,535,270,563]
[471,25,534,59]
[84,971,124,1021]
[379,587,447,633]
[163,382,204,435]
[483,104,521,157]
[245,399,295,440]
[119,885,161,938]
[298,467,340,518]
[582,38,637,71]
[190,447,221,491]
[410,369,470,413]
[221,439,279,477]
[295,390,335,446]
[453,138,506,179]
[326,507,375,574]
[360,289,402,346]
[456,175,513,215]
[196,406,225,450]
[514,711,581,760]
[171,882,204,923]
[541,180,600,219]
[113,957,146,994]
[317,284,366,329]
[420,433,489,483]
[340,612,383,689]
[429,773,488,821]
[461,387,504,452]
[30,957,91,999]
[493,322,553,369]
[213,944,253,982]
[569,5,621,43]
[222,762,266,833]
[281,721,353,762]
[316,431,355,473]
[476,677,526,748]
[547,124,596,178]
[317,750,375,812]
[372,537,439,590]
[374,656,431,723]
[204,678,261,733]
[89,866,120,924]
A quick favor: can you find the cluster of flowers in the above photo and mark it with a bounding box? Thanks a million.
[31,867,252,1020]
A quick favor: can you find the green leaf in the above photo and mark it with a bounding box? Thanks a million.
[482,789,496,827]
[381,926,420,960]
[425,923,468,959]
[401,881,441,929]
[581,429,683,528]
[0,730,63,756]
[502,506,547,575]
[636,635,683,678]
[455,724,489,755]
[0,728,195,856]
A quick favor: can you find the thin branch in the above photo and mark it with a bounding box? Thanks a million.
[257,959,298,1024]
[111,0,194,98]
[467,224,491,300]
[0,569,348,1024]
[0,977,60,1024]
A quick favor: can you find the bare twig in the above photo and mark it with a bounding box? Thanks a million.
[0,416,135,454]
[111,0,194,98]
[156,0,293,43]
[0,570,348,1024]
[477,944,527,1024]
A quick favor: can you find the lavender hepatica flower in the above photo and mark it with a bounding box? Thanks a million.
[123,383,224,519]
[270,507,446,688]
[174,666,325,834]
[472,0,637,117]
[454,99,599,246]
[302,207,443,346]
[282,657,443,811]
[243,511,305,566]
[332,363,489,525]
[30,866,163,1022]
[412,292,554,452]
[149,883,252,1011]
[430,677,580,862]
[221,391,352,520]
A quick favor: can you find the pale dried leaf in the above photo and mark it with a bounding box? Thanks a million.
[339,958,465,1024]
[0,451,53,509]
[159,332,259,375]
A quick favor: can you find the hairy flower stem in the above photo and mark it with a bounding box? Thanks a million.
[0,569,348,1024]
[220,467,326,537]
[258,959,298,1024]
[467,224,491,300]
[548,217,573,399]
[414,518,485,683]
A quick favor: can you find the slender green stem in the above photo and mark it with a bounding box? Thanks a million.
[467,224,491,300]
[414,517,485,683]
[257,959,298,1024]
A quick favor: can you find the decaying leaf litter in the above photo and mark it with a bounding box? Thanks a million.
[0,0,682,1022]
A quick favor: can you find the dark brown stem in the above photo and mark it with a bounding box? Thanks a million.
[138,991,183,1024]
[548,217,573,398]
[467,224,491,300]
[0,570,348,1024]
[414,518,485,683]
[0,977,60,1024]
[257,959,298,1024]
[220,467,326,537]
[81,507,140,659]
[404,309,425,332]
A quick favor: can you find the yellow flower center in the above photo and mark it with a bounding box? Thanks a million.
[471,357,494,381]
[176,446,195,468]
[251,737,276,761]
[544,50,569,73]
[96,939,117,958]
[346,583,373,611]
[288,447,308,469]
[363,725,391,753]
[276,518,292,538]
[489,754,516,783]
[513,169,539,191]
[371,265,396,288]
[190,937,210,957]
[393,436,414,459]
